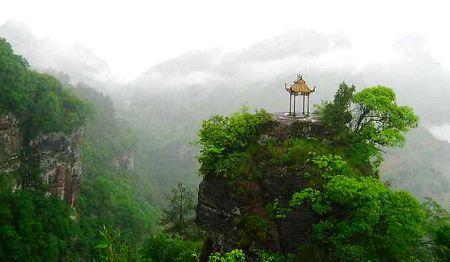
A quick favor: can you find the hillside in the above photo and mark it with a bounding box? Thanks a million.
[194,104,448,261]
[1,27,449,261]
[0,37,158,260]
[2,22,450,208]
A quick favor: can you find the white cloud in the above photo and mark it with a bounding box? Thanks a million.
[2,0,450,82]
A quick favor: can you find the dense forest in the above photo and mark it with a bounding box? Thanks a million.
[1,28,449,262]
[0,38,199,260]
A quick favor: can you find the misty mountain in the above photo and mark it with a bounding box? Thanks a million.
[0,20,118,89]
[3,20,448,125]
[382,127,450,209]
[118,29,450,206]
[128,31,450,125]
[1,21,448,207]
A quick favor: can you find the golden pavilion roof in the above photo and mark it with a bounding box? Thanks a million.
[288,76,315,95]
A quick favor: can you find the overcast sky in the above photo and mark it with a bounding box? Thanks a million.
[1,0,450,82]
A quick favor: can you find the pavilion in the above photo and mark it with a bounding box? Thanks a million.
[285,74,316,116]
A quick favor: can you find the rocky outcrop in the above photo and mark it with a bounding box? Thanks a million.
[113,150,135,170]
[196,112,328,260]
[265,112,330,141]
[32,131,83,207]
[0,114,21,174]
[0,114,83,207]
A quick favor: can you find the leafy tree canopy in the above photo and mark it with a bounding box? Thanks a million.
[197,107,272,178]
[352,86,419,148]
[0,37,91,141]
[318,83,419,170]
[161,182,199,240]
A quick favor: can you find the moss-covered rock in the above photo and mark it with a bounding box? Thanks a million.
[196,110,435,261]
[196,111,336,259]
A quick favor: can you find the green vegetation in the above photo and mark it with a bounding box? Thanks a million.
[0,38,90,139]
[0,37,91,189]
[195,83,448,260]
[1,34,448,261]
[208,249,245,262]
[290,165,428,260]
[161,182,200,240]
[319,83,419,171]
[198,107,272,178]
[71,84,158,259]
[0,38,162,261]
[140,233,201,262]
[0,186,79,261]
[0,38,91,261]
[94,226,131,262]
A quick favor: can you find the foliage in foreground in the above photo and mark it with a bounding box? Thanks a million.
[208,249,246,262]
[0,38,90,261]
[161,182,201,240]
[0,38,91,139]
[73,84,158,259]
[140,233,202,262]
[318,83,419,171]
[0,185,79,261]
[289,155,428,260]
[198,107,272,178]
[0,37,159,261]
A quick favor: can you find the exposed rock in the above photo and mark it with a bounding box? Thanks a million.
[0,114,21,174]
[113,150,135,170]
[267,112,329,140]
[196,112,327,260]
[0,114,83,207]
[32,131,83,207]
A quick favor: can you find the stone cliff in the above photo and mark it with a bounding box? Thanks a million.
[0,114,83,207]
[113,150,135,170]
[0,114,21,174]
[196,112,330,260]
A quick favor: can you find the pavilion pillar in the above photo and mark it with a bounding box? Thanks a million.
[293,95,296,116]
[307,95,310,115]
[302,95,305,115]
[289,93,292,115]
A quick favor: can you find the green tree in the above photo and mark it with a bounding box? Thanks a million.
[161,182,198,239]
[0,37,29,115]
[0,188,79,261]
[289,155,431,260]
[73,85,156,259]
[140,233,201,262]
[352,86,419,148]
[95,225,130,262]
[318,84,419,171]
[318,82,355,141]
[0,37,92,261]
[208,249,246,262]
[197,107,272,178]
[422,199,450,260]
[0,38,91,189]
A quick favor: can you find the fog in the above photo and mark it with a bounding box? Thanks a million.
[0,20,117,89]
[3,0,450,81]
[1,3,450,258]
[1,12,450,207]
[2,19,450,125]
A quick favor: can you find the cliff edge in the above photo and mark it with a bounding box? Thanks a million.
[0,114,83,207]
[196,112,331,259]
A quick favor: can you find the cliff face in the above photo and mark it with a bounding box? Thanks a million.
[113,150,135,170]
[0,114,21,173]
[0,114,83,207]
[196,113,330,258]
[32,131,83,207]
